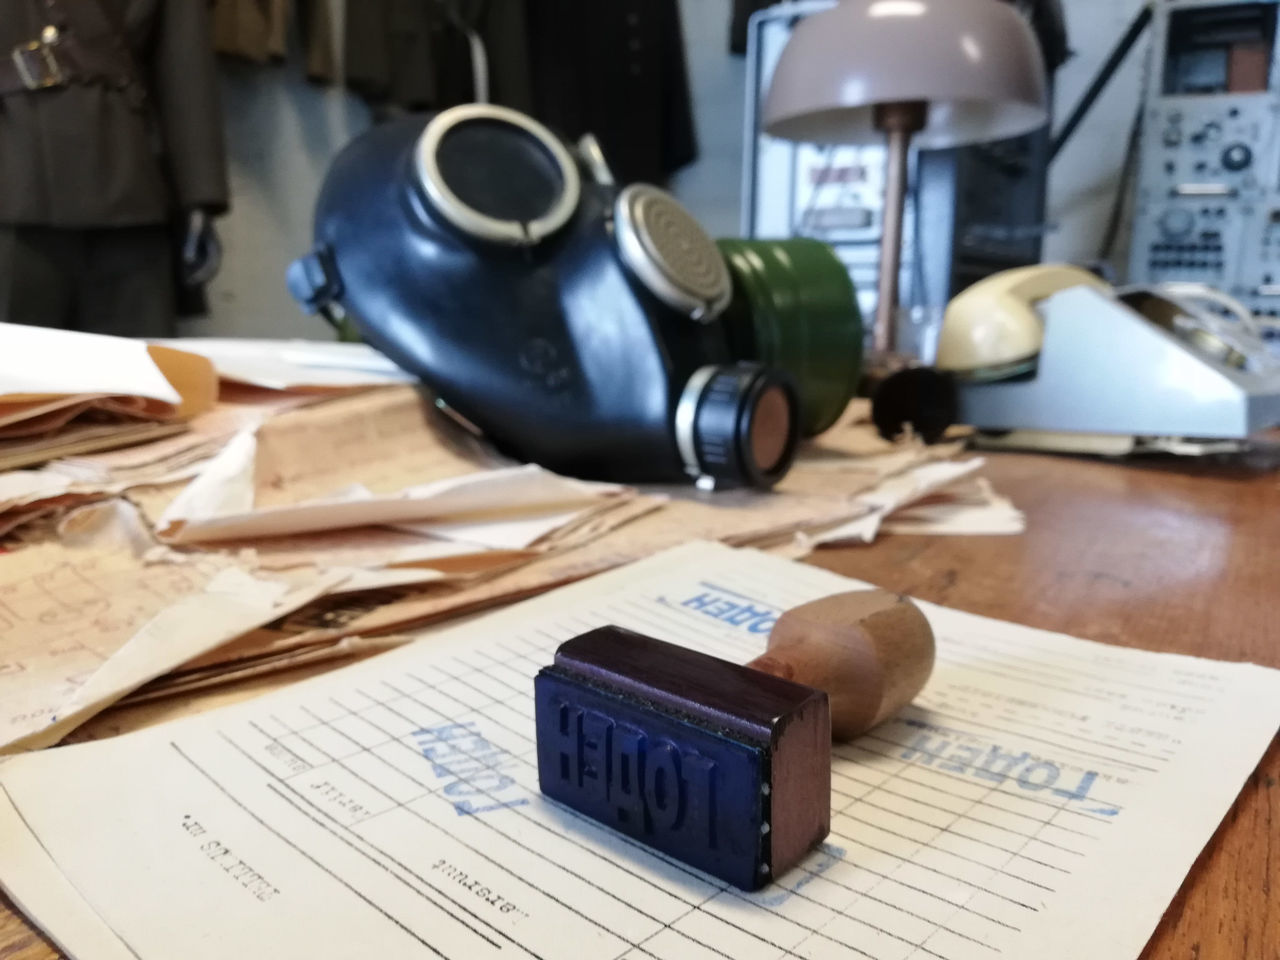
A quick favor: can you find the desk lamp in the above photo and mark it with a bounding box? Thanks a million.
[763,0,1050,365]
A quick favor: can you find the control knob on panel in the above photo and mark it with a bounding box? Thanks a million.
[1222,143,1253,172]
[1158,208,1195,240]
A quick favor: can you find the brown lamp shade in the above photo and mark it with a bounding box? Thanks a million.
[762,0,1049,148]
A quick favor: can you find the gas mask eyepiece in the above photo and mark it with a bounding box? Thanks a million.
[415,103,581,246]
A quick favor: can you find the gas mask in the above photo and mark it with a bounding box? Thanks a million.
[288,104,805,488]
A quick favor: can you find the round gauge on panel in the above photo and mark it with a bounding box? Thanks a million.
[1221,142,1253,172]
[1159,208,1196,240]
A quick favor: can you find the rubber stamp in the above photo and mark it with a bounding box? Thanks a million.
[534,590,935,889]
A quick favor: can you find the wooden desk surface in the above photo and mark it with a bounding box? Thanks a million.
[3,451,1277,959]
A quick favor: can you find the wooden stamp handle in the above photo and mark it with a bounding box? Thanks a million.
[747,590,935,740]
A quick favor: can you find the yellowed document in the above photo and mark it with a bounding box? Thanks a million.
[392,502,617,551]
[248,386,495,504]
[0,494,434,752]
[155,387,623,544]
[123,634,413,706]
[880,478,1026,536]
[1,324,180,405]
[233,526,535,576]
[0,395,102,435]
[50,385,320,484]
[0,787,136,960]
[0,421,191,472]
[3,568,350,754]
[0,542,232,749]
[1,542,1278,960]
[259,486,866,646]
[152,338,414,391]
[815,458,987,545]
[0,323,217,421]
[0,327,217,469]
[0,388,318,536]
[161,455,624,545]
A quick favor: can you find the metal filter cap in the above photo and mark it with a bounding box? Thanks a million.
[675,363,799,489]
[615,184,732,321]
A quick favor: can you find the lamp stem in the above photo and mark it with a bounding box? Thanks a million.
[873,102,928,359]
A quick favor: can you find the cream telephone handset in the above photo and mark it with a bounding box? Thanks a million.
[935,264,1110,382]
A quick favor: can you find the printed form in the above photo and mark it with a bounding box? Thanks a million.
[1,542,1278,960]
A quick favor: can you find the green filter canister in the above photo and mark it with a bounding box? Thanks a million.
[716,238,862,436]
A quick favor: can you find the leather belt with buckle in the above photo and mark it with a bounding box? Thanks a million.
[11,26,65,91]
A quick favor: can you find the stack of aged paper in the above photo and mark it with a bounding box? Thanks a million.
[150,338,417,391]
[0,343,1009,753]
[0,324,219,471]
[0,386,319,538]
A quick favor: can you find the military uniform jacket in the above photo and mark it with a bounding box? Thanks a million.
[0,0,229,228]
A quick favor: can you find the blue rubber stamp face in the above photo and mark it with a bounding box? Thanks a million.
[533,627,830,891]
[535,670,769,889]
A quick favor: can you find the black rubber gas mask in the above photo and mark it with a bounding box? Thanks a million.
[288,104,799,489]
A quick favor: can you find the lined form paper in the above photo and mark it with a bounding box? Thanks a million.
[1,542,1278,960]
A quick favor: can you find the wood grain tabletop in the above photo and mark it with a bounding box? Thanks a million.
[2,451,1277,959]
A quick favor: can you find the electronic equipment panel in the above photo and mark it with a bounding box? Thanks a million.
[1129,0,1280,320]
